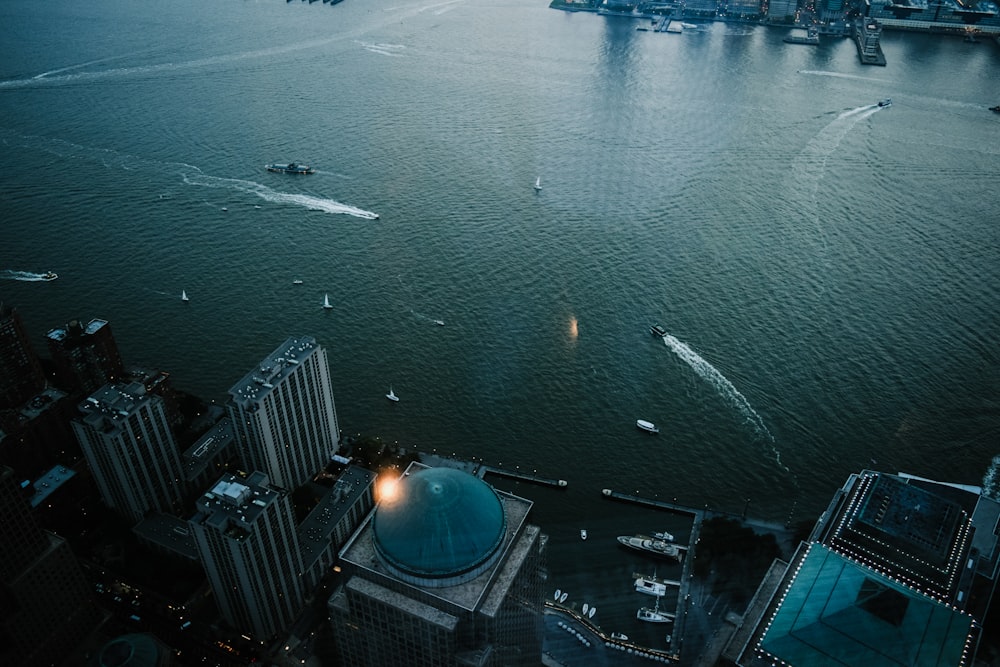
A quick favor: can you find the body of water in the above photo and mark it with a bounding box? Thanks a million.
[3,0,999,535]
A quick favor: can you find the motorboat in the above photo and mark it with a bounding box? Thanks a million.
[386,386,399,402]
[650,324,667,338]
[265,162,315,174]
[878,98,892,107]
[610,632,629,641]
[293,279,304,285]
[989,105,1000,114]
[580,529,588,540]
[559,592,568,603]
[41,271,58,281]
[323,294,333,310]
[653,530,674,542]
[634,576,667,597]
[618,535,683,560]
[433,319,445,326]
[636,419,659,434]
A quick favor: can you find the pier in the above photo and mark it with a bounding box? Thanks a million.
[480,466,567,489]
[601,488,702,520]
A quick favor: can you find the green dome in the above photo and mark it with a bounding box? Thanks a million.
[373,467,507,586]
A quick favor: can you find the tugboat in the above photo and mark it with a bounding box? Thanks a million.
[265,162,315,174]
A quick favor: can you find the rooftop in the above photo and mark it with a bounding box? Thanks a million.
[190,471,282,542]
[228,336,319,406]
[298,465,376,567]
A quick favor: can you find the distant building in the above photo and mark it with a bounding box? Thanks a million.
[72,382,186,523]
[0,466,101,667]
[329,463,547,666]
[1,387,79,479]
[864,0,1000,35]
[46,317,125,397]
[227,336,340,490]
[0,302,45,409]
[725,0,764,18]
[727,470,998,665]
[188,472,306,641]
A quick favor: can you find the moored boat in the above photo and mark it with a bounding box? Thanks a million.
[636,419,659,434]
[618,535,683,560]
[265,162,315,174]
[637,606,674,623]
[634,576,667,597]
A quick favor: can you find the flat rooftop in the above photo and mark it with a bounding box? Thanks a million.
[228,336,319,406]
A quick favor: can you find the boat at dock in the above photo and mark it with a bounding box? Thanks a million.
[637,596,674,623]
[783,26,819,44]
[618,535,683,560]
[636,419,659,434]
[653,530,674,542]
[610,632,629,641]
[634,576,667,597]
[265,162,315,174]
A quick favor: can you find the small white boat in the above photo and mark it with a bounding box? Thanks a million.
[433,319,445,326]
[181,290,189,302]
[554,589,562,601]
[653,530,674,542]
[41,271,58,281]
[580,529,588,540]
[582,603,589,616]
[635,577,667,597]
[588,606,596,618]
[637,597,674,623]
[323,294,333,310]
[533,176,542,191]
[610,632,629,641]
[293,279,304,285]
[386,386,399,402]
[559,592,568,603]
[636,419,659,434]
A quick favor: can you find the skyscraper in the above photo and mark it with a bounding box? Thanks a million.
[0,302,45,409]
[227,336,339,490]
[188,471,306,641]
[0,466,101,667]
[329,463,547,665]
[72,381,186,523]
[46,317,125,397]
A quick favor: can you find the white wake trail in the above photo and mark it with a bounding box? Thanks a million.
[662,334,787,471]
[182,173,379,219]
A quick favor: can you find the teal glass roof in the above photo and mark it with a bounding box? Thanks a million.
[373,467,506,582]
[760,544,972,666]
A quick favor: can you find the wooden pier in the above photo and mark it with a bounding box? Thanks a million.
[481,466,567,489]
[601,488,702,519]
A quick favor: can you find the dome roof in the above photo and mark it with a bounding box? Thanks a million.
[96,634,164,667]
[373,467,507,586]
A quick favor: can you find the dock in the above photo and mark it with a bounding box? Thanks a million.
[602,488,702,519]
[481,466,567,489]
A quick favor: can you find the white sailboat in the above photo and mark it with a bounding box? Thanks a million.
[582,603,589,616]
[554,589,561,601]
[386,386,399,402]
[181,290,189,302]
[323,294,333,310]
[533,176,542,191]
[588,606,596,618]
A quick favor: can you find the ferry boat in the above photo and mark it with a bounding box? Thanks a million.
[265,162,315,174]
[618,535,683,560]
[636,419,659,434]
[649,324,667,338]
[634,576,667,597]
[877,98,892,107]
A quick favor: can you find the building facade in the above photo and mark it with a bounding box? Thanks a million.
[46,317,125,397]
[72,382,186,523]
[188,472,306,641]
[0,466,101,667]
[227,337,340,490]
[329,463,547,666]
[0,302,45,410]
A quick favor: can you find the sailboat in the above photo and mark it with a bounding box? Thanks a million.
[637,596,674,623]
[533,176,542,191]
[181,290,189,302]
[323,294,333,310]
[386,386,399,402]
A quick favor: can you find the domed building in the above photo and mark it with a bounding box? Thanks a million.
[329,463,546,666]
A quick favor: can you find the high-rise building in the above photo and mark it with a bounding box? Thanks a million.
[72,381,186,523]
[227,337,340,490]
[727,470,998,666]
[189,472,306,641]
[0,302,45,409]
[0,466,101,667]
[46,317,125,397]
[329,463,547,666]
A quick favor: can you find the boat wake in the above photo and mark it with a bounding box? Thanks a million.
[0,270,54,282]
[798,70,891,84]
[982,454,1000,501]
[358,41,406,57]
[661,334,787,471]
[182,173,379,219]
